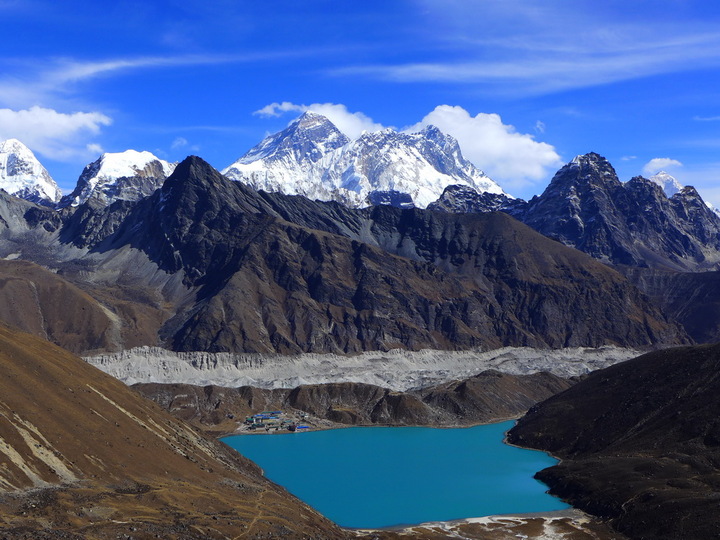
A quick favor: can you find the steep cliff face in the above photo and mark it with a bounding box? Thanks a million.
[508,345,720,540]
[0,323,344,538]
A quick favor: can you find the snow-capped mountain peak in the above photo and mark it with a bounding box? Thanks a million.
[238,111,350,165]
[649,171,684,198]
[222,113,506,208]
[60,150,176,208]
[0,138,61,206]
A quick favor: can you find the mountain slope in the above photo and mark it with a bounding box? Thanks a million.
[509,344,720,540]
[59,150,176,208]
[223,112,505,208]
[0,323,343,538]
[0,139,61,206]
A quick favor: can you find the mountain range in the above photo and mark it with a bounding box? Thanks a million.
[0,154,687,355]
[3,115,720,538]
[0,115,718,353]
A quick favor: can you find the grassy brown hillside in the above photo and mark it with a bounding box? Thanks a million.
[0,323,344,538]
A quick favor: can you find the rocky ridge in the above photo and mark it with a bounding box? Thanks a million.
[0,156,687,355]
[133,370,572,434]
[86,345,640,391]
[430,153,720,272]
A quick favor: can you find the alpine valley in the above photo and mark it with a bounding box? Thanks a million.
[1,113,720,538]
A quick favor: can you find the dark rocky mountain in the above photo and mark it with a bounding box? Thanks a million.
[430,153,720,272]
[522,154,720,271]
[134,370,572,434]
[0,156,688,354]
[100,157,686,352]
[508,344,720,540]
[0,322,343,538]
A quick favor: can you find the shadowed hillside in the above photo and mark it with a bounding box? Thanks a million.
[509,344,720,540]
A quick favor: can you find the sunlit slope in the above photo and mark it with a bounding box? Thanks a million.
[0,323,343,538]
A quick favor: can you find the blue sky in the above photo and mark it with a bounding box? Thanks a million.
[3,0,720,205]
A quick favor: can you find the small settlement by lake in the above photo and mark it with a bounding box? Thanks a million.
[242,410,312,432]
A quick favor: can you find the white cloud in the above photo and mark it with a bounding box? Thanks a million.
[621,155,637,161]
[406,105,562,190]
[255,102,385,139]
[86,143,104,154]
[0,106,112,160]
[171,136,188,149]
[642,157,683,176]
[534,120,545,134]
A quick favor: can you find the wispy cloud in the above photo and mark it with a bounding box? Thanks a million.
[329,1,720,95]
[694,115,720,122]
[0,50,316,160]
[642,158,683,176]
[332,35,720,95]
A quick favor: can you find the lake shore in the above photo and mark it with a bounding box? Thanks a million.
[353,508,625,539]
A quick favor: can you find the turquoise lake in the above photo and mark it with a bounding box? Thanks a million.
[222,420,568,529]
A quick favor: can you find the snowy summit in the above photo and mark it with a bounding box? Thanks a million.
[0,138,62,206]
[60,150,176,208]
[223,112,507,208]
[649,171,684,198]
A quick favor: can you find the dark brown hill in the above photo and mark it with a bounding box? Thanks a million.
[134,370,572,433]
[0,323,344,538]
[508,344,720,540]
